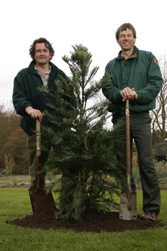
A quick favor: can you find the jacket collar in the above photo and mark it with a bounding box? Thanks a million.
[117,46,139,60]
[28,60,59,76]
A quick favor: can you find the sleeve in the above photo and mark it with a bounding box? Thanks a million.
[12,71,32,116]
[102,62,122,103]
[136,53,163,104]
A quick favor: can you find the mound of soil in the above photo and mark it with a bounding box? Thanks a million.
[7,185,165,232]
[9,209,164,233]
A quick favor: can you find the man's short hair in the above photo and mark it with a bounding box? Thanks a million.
[29,37,55,60]
[115,23,137,40]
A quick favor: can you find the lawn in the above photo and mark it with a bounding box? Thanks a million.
[0,188,167,251]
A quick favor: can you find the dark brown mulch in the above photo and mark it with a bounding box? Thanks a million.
[7,184,166,233]
[8,209,164,233]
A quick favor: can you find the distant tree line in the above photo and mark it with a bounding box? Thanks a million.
[151,55,167,144]
[0,105,29,175]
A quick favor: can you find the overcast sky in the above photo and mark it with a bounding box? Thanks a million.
[0,0,167,108]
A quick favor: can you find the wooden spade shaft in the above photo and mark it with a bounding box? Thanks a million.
[29,120,56,216]
[126,99,132,193]
[119,100,137,220]
[36,120,41,188]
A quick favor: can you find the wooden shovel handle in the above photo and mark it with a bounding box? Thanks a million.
[36,120,41,188]
[126,99,131,192]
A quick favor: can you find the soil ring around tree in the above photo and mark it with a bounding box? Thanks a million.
[8,209,164,233]
[4,179,166,232]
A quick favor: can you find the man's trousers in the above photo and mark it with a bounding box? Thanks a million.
[114,114,161,215]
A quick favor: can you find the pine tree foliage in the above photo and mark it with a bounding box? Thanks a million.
[41,45,124,221]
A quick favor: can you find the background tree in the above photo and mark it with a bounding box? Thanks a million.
[42,45,124,221]
[151,56,167,143]
[0,105,29,175]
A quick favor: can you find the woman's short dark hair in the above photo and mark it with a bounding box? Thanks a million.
[29,37,55,60]
[115,23,137,40]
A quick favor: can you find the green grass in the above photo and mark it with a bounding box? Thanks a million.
[0,188,167,251]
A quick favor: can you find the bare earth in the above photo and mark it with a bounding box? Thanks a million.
[9,209,164,233]
[5,176,165,233]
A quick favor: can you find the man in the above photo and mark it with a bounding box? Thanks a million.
[13,37,69,188]
[102,23,162,221]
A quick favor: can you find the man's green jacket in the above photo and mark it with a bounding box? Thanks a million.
[13,61,69,135]
[102,46,163,118]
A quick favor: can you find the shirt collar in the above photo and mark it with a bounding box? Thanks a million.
[34,65,51,75]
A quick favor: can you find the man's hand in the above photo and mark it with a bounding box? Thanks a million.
[25,106,44,122]
[120,87,138,101]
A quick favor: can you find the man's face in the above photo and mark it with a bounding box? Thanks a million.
[117,28,136,51]
[34,43,52,65]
